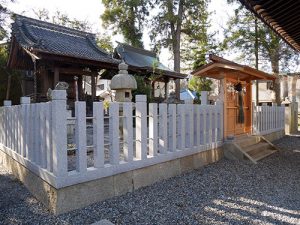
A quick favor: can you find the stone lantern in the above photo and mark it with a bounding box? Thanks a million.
[110,61,137,102]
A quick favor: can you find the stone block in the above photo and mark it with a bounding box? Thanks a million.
[56,176,115,214]
[113,171,133,196]
[133,160,181,189]
[180,155,194,173]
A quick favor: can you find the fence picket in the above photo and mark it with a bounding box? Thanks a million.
[159,103,168,154]
[123,102,133,162]
[136,96,147,160]
[149,103,158,157]
[177,104,185,150]
[75,101,87,173]
[168,104,176,152]
[93,102,105,167]
[109,102,119,165]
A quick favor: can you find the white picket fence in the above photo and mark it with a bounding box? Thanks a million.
[0,90,223,188]
[252,105,285,135]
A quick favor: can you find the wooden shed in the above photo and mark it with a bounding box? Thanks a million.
[192,55,276,138]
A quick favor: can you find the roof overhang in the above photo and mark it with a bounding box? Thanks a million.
[239,0,300,52]
[192,55,276,81]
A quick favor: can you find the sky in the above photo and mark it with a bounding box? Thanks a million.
[5,0,236,69]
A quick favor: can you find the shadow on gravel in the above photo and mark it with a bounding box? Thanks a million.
[0,134,299,225]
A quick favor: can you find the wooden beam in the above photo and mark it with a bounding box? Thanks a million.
[50,67,99,75]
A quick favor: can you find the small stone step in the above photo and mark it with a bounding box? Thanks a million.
[251,149,277,161]
[243,142,271,155]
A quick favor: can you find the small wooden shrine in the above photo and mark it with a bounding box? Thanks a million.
[192,55,276,138]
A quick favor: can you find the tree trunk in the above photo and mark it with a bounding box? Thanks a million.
[271,59,281,105]
[173,0,184,100]
[254,18,259,105]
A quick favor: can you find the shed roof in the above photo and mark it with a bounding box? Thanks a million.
[192,55,276,81]
[8,15,119,69]
[114,42,187,79]
[239,0,300,52]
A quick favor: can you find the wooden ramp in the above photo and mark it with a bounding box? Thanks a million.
[224,135,278,164]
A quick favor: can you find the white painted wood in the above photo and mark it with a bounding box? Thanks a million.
[149,103,158,157]
[51,90,68,177]
[202,105,207,146]
[109,102,119,165]
[208,106,213,148]
[17,106,21,156]
[214,104,218,143]
[45,102,52,172]
[196,105,201,146]
[24,104,30,159]
[177,104,185,150]
[11,106,15,152]
[200,91,208,105]
[168,104,176,152]
[188,104,194,148]
[35,104,41,165]
[40,103,47,168]
[123,102,134,162]
[93,102,105,168]
[75,101,87,173]
[136,96,147,160]
[27,104,34,162]
[159,103,168,154]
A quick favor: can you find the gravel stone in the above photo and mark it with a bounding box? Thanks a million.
[0,134,299,225]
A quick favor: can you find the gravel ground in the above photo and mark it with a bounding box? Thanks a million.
[1,134,300,225]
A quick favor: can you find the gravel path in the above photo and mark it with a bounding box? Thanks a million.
[1,134,300,225]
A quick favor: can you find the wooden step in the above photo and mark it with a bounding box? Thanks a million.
[251,149,277,161]
[230,135,278,163]
[243,142,271,155]
[234,136,261,148]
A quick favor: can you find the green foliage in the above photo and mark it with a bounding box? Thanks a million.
[0,45,22,105]
[150,0,216,71]
[188,76,212,99]
[32,9,92,32]
[0,0,13,41]
[96,34,114,54]
[103,99,110,110]
[101,0,150,48]
[131,75,152,102]
[223,1,298,73]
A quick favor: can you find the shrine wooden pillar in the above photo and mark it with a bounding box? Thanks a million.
[91,74,96,101]
[78,76,83,101]
[40,68,50,96]
[54,67,60,88]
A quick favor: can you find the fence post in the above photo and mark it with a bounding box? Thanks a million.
[51,90,68,178]
[75,101,87,173]
[3,101,11,149]
[3,100,11,106]
[109,102,120,164]
[93,102,105,167]
[252,103,257,134]
[196,104,201,147]
[20,97,30,158]
[123,102,134,162]
[149,103,158,157]
[200,91,208,105]
[168,104,176,152]
[135,95,147,160]
[177,104,185,150]
[188,103,194,148]
[159,103,168,154]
